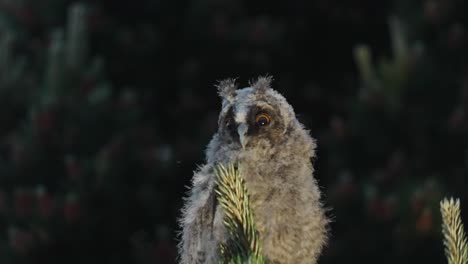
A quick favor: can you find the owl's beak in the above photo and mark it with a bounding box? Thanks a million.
[237,123,248,149]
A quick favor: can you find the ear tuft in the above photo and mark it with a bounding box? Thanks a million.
[250,75,273,94]
[216,78,237,101]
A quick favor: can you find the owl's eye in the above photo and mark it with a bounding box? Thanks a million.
[255,113,271,126]
[225,118,234,130]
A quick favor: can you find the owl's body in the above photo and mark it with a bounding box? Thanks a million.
[179,77,328,264]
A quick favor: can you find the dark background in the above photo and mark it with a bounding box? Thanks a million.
[0,0,467,263]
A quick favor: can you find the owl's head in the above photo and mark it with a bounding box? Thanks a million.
[215,76,298,150]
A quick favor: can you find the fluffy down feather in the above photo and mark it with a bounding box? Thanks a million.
[178,76,328,264]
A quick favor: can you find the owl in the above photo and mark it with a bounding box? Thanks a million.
[178,76,328,264]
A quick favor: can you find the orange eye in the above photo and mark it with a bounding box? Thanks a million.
[255,113,271,126]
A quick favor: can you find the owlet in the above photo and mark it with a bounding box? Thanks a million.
[178,76,328,264]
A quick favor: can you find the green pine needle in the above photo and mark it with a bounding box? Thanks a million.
[440,198,468,264]
[214,163,265,264]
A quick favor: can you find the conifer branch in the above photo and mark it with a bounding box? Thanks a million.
[214,164,265,264]
[440,198,468,264]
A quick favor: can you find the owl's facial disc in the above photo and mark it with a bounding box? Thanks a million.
[221,101,284,150]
